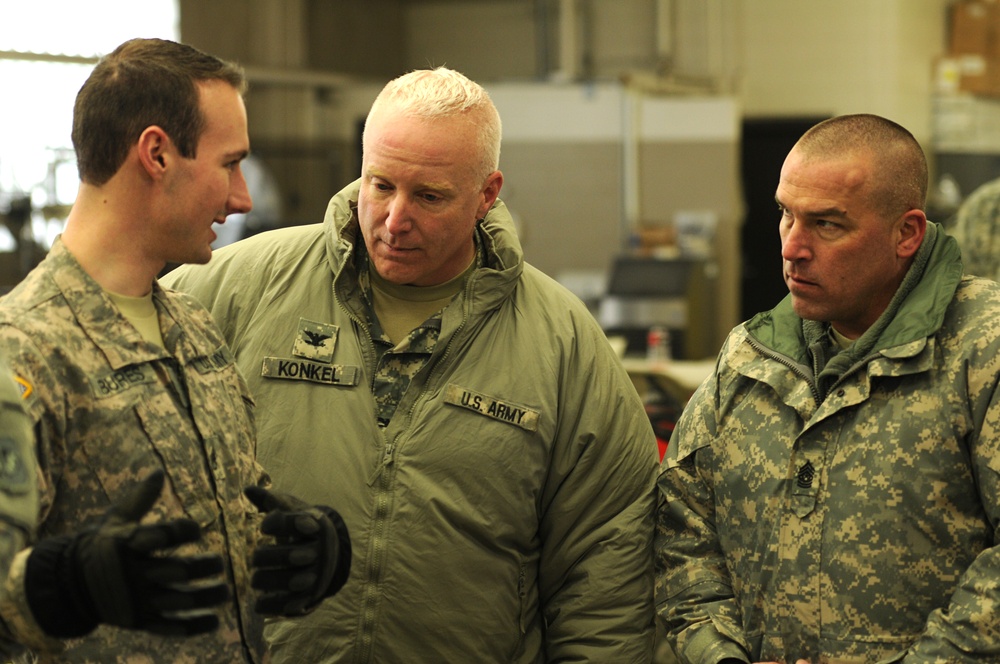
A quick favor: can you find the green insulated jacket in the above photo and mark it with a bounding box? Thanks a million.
[656,222,1000,663]
[165,179,659,663]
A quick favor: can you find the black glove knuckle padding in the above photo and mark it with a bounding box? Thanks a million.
[244,485,351,616]
[25,470,228,638]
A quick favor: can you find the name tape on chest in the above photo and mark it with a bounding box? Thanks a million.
[90,345,233,399]
[191,346,235,375]
[261,357,360,387]
[444,384,539,431]
[92,365,157,399]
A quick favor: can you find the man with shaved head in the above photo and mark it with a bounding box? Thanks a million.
[656,114,1000,662]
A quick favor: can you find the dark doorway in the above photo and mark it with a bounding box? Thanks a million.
[739,116,830,321]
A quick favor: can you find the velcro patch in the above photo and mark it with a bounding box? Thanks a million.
[293,319,338,363]
[0,436,31,494]
[261,357,359,386]
[444,384,539,431]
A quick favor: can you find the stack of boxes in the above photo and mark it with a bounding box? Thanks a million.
[937,0,1000,97]
[932,1,1000,156]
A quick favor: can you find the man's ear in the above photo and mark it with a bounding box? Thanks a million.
[136,126,170,178]
[896,209,927,259]
[476,170,504,219]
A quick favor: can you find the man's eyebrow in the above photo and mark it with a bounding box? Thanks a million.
[774,196,846,218]
[804,206,847,218]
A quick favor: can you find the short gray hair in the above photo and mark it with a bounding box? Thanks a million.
[366,67,501,182]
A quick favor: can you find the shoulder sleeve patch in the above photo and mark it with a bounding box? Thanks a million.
[13,376,31,401]
[0,436,31,494]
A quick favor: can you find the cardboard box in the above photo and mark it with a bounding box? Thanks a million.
[950,0,1000,59]
[935,54,1000,98]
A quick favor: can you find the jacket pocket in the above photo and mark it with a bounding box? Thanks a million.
[133,398,218,528]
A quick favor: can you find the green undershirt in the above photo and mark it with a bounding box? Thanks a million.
[368,260,475,345]
[107,290,164,347]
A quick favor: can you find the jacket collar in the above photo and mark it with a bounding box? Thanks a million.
[45,238,202,369]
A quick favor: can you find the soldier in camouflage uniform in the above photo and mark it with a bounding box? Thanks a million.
[0,38,350,662]
[947,175,1000,281]
[164,67,659,663]
[656,113,1000,663]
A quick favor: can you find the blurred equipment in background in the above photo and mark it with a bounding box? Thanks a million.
[0,147,78,292]
[599,255,695,359]
[0,192,47,293]
[641,373,686,461]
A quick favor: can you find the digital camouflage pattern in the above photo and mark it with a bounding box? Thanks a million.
[163,178,660,664]
[369,317,440,427]
[358,235,485,429]
[0,364,38,658]
[947,176,1000,281]
[0,368,37,538]
[356,259,444,427]
[0,239,268,663]
[656,223,1000,663]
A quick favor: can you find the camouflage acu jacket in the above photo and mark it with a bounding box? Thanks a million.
[948,175,1000,281]
[0,239,267,663]
[657,223,1000,663]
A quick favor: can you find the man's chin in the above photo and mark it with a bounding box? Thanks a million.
[173,247,214,267]
[371,259,415,285]
[789,296,817,319]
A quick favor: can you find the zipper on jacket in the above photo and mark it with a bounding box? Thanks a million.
[334,283,395,663]
[746,332,891,407]
[357,465,392,664]
[744,334,822,406]
[410,272,475,411]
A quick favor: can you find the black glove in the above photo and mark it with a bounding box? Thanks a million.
[25,469,228,638]
[244,486,351,616]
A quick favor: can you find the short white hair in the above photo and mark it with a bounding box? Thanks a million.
[365,67,502,181]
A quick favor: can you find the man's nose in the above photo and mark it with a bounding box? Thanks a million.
[228,167,253,215]
[780,219,810,262]
[384,196,413,234]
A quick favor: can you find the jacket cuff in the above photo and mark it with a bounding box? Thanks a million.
[317,505,352,599]
[0,547,69,653]
[682,623,750,664]
[24,535,98,638]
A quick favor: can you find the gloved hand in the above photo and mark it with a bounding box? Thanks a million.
[244,486,351,616]
[25,469,228,638]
